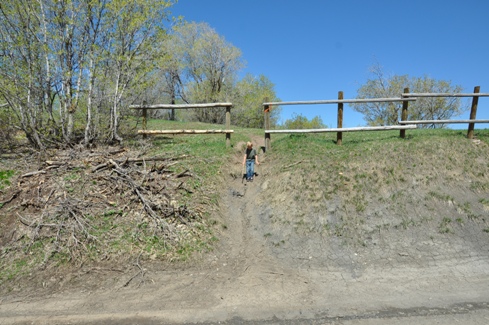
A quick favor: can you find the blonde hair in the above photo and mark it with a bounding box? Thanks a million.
[246,141,252,148]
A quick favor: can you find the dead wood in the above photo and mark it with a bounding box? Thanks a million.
[20,217,48,229]
[123,251,145,287]
[283,160,303,169]
[176,169,192,178]
[0,190,20,207]
[111,166,173,233]
[108,149,126,155]
[81,267,124,274]
[0,153,20,159]
[21,170,47,178]
[4,146,201,270]
[91,162,109,173]
[45,161,66,166]
[177,182,193,194]
[90,156,183,173]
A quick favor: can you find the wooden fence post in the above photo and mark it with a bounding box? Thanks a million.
[170,97,176,121]
[225,105,231,147]
[337,91,343,145]
[264,98,271,152]
[467,86,480,139]
[400,88,409,138]
[142,101,147,139]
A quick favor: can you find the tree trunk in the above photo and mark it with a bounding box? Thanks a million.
[84,57,94,147]
[110,71,123,144]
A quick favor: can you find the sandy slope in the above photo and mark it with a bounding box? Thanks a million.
[1,156,489,324]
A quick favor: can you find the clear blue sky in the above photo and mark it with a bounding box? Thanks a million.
[171,0,489,128]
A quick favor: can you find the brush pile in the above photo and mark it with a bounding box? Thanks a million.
[0,146,208,268]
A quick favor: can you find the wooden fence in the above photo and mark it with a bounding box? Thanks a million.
[399,87,489,139]
[263,87,489,151]
[130,103,234,147]
[263,93,417,151]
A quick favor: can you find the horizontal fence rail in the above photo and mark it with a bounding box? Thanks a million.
[400,86,486,139]
[262,93,419,150]
[129,102,233,110]
[138,129,234,135]
[131,102,233,147]
[263,98,416,106]
[399,119,489,125]
[263,86,486,151]
[266,125,417,133]
[402,93,489,98]
[131,87,486,152]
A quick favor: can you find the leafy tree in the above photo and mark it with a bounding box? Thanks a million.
[157,27,186,120]
[102,0,174,143]
[0,102,17,151]
[1,2,280,148]
[0,0,176,147]
[0,0,49,148]
[352,64,466,127]
[232,74,281,128]
[283,113,325,129]
[172,22,244,123]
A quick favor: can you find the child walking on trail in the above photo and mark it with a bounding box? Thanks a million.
[243,141,259,182]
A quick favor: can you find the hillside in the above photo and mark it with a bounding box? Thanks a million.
[1,127,489,324]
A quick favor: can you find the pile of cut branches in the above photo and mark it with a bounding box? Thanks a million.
[0,146,211,271]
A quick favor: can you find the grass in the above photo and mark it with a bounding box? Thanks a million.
[0,258,29,284]
[0,169,14,190]
[0,169,15,208]
[0,119,252,284]
[439,217,454,234]
[131,119,263,210]
[2,117,489,285]
[262,127,489,244]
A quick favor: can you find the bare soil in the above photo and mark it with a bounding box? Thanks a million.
[1,136,489,324]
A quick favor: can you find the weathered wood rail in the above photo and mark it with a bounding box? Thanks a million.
[399,119,489,125]
[400,86,489,139]
[263,86,488,151]
[266,125,417,134]
[130,102,233,147]
[263,94,416,151]
[138,129,234,135]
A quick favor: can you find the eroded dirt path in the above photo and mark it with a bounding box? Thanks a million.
[1,149,489,324]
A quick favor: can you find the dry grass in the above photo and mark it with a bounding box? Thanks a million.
[1,121,489,289]
[260,129,489,246]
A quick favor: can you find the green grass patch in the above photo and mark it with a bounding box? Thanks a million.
[0,169,14,190]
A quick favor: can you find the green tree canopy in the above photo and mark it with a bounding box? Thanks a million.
[157,23,280,128]
[0,0,176,147]
[352,64,467,127]
[171,22,244,123]
[283,113,325,129]
[232,74,281,128]
[0,3,280,148]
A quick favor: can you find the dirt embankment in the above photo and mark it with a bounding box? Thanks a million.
[1,134,489,324]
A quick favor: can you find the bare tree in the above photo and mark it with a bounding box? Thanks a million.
[352,64,466,127]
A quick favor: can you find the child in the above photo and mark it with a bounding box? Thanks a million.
[242,141,259,182]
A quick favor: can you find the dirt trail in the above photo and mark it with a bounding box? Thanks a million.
[1,146,489,324]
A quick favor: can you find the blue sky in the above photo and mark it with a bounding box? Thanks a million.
[171,0,489,128]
